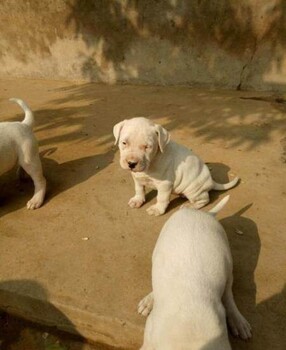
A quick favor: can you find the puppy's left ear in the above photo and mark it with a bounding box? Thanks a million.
[155,124,170,152]
[113,120,126,145]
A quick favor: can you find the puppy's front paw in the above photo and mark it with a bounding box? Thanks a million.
[27,194,44,210]
[138,293,154,317]
[228,313,252,340]
[128,196,145,208]
[146,204,166,216]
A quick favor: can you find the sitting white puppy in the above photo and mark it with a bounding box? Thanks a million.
[113,117,239,216]
[138,196,251,350]
[0,98,46,209]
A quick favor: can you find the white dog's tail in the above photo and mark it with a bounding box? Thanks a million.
[208,195,230,216]
[9,98,34,128]
[213,177,239,191]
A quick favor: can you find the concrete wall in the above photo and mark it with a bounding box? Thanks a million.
[0,0,286,91]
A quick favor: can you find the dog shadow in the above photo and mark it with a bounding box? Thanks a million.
[220,205,260,349]
[222,205,285,349]
[207,162,239,204]
[0,148,114,216]
[202,206,286,349]
[201,205,260,349]
[41,147,115,203]
[253,284,286,349]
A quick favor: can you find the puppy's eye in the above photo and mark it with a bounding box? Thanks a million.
[122,141,127,145]
[145,145,151,150]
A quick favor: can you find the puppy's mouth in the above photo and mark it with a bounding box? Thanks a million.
[120,157,149,172]
[127,162,147,172]
[130,166,145,173]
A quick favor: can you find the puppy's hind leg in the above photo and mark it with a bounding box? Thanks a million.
[19,144,46,209]
[222,275,252,340]
[185,191,210,209]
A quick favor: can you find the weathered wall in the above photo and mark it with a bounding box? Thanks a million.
[0,0,286,91]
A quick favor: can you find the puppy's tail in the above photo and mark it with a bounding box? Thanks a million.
[208,195,230,216]
[213,177,239,191]
[9,98,34,128]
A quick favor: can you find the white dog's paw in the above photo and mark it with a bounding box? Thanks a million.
[138,293,154,317]
[146,204,166,216]
[128,196,145,208]
[27,194,44,210]
[228,313,252,340]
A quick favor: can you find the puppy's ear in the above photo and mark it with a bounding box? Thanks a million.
[113,120,125,145]
[155,124,170,152]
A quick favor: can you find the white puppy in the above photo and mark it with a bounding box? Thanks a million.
[113,117,239,216]
[0,98,46,209]
[138,196,251,350]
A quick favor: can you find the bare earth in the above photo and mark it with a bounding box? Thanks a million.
[0,79,285,350]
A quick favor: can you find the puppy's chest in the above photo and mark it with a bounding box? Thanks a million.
[135,174,157,189]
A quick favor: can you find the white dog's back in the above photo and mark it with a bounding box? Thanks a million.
[151,208,231,349]
[0,99,36,176]
[153,208,231,297]
[0,98,46,209]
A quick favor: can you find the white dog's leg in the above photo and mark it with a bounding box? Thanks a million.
[128,175,145,208]
[147,183,172,216]
[138,292,154,317]
[140,312,155,350]
[222,276,252,340]
[185,191,210,209]
[19,149,46,210]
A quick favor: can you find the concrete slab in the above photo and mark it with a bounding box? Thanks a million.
[0,79,285,349]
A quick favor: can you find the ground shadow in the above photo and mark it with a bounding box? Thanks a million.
[25,83,286,152]
[207,162,240,204]
[0,279,117,350]
[3,76,286,156]
[0,148,114,217]
[41,148,115,202]
[221,206,260,349]
[254,284,286,349]
[0,280,84,350]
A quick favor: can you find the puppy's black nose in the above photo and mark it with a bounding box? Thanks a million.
[128,161,137,169]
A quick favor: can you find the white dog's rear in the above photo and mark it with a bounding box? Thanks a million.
[138,197,251,350]
[0,98,46,209]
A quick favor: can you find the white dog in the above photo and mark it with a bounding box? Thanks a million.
[0,98,46,209]
[138,196,251,350]
[113,117,239,216]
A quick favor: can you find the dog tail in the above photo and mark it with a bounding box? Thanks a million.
[208,195,230,216]
[212,177,239,191]
[9,98,34,128]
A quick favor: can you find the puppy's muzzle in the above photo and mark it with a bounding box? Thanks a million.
[128,161,138,170]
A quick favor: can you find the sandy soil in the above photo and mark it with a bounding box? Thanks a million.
[0,79,285,349]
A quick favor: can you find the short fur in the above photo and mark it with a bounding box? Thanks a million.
[113,117,239,216]
[138,197,251,349]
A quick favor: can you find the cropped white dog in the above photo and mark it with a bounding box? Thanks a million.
[113,117,239,216]
[138,196,251,350]
[0,98,46,209]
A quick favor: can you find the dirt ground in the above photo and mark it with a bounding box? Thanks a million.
[0,79,285,349]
